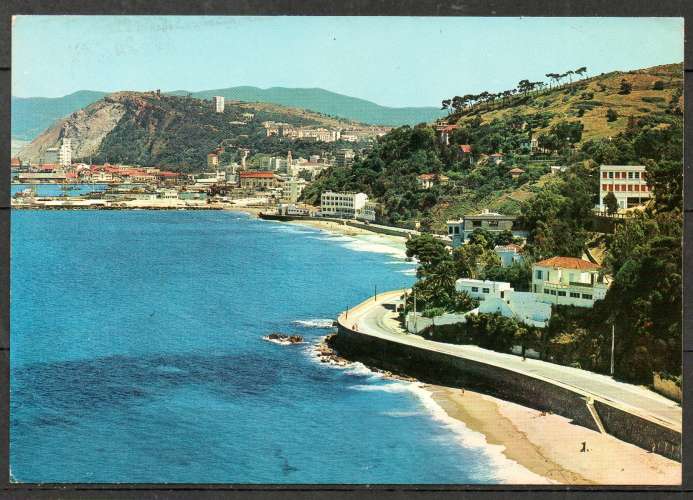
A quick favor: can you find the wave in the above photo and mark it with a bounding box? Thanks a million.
[262,336,306,346]
[381,410,421,418]
[398,268,417,276]
[292,319,336,329]
[345,377,552,484]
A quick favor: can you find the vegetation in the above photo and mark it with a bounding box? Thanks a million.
[91,93,372,171]
[397,63,683,385]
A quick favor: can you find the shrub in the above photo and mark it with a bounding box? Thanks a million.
[606,108,618,122]
[653,80,665,90]
[641,96,666,104]
[618,79,632,95]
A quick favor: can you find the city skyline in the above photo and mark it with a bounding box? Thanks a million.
[12,16,684,107]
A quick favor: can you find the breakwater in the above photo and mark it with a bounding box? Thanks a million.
[258,212,419,238]
[329,300,681,462]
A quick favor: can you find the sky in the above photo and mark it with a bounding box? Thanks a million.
[12,16,684,107]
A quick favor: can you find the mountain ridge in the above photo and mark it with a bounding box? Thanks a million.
[12,87,445,140]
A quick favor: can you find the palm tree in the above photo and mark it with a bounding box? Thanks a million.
[575,66,587,79]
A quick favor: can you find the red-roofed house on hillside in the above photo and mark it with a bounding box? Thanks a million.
[509,167,525,179]
[239,171,279,190]
[458,144,474,165]
[531,256,608,308]
[490,153,505,165]
[435,124,458,146]
[417,173,450,190]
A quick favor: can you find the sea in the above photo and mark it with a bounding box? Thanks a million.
[10,210,533,484]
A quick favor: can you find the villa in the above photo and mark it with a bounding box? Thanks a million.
[531,256,608,307]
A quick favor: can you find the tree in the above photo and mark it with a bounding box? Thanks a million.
[575,66,587,79]
[606,108,618,122]
[618,79,632,95]
[603,191,618,214]
[453,243,500,279]
[405,234,452,278]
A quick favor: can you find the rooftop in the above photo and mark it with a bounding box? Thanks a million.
[534,256,600,271]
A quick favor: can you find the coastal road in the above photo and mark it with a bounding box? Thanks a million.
[340,290,682,432]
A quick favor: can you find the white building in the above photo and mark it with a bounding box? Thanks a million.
[531,256,608,308]
[598,164,651,211]
[282,177,308,203]
[58,138,72,166]
[320,191,369,219]
[213,96,225,113]
[455,278,513,301]
[455,278,551,328]
[494,244,524,267]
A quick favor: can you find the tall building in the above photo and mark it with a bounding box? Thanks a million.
[213,96,225,113]
[598,165,651,211]
[320,191,372,220]
[335,149,355,168]
[57,138,72,166]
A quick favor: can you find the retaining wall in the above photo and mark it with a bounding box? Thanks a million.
[330,323,681,462]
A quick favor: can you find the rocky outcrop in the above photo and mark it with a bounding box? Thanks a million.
[19,99,126,163]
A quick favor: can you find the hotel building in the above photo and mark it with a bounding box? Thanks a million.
[598,165,651,211]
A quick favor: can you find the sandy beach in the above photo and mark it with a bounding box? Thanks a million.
[425,385,681,485]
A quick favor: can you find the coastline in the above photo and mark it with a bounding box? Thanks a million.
[313,337,681,485]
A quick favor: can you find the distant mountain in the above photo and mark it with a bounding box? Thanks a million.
[12,87,445,141]
[185,87,446,127]
[17,91,372,171]
[11,90,108,140]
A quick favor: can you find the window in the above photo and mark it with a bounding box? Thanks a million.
[535,270,543,280]
[454,227,460,234]
[634,172,640,179]
[608,172,614,179]
[472,221,481,227]
[602,172,607,179]
[448,226,453,234]
[550,290,557,295]
[558,291,566,297]
[482,288,490,294]
[628,172,633,179]
[627,185,633,191]
[634,185,640,192]
[488,220,499,227]
[544,289,551,294]
[602,184,609,191]
[582,294,592,300]
[570,292,580,298]
[471,287,478,292]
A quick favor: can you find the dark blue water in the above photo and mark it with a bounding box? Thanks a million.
[11,210,504,484]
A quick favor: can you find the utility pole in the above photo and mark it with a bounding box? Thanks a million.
[374,285,377,301]
[610,321,615,376]
[413,290,417,333]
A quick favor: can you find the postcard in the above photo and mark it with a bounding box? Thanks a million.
[10,15,683,485]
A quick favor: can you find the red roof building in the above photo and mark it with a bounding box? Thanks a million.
[459,144,472,154]
[534,256,600,271]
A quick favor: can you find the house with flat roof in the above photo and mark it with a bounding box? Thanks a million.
[598,164,651,211]
[446,209,526,247]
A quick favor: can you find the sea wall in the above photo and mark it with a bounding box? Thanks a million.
[330,324,681,462]
[258,213,416,238]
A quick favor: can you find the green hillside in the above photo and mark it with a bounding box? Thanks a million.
[12,87,445,141]
[302,63,683,230]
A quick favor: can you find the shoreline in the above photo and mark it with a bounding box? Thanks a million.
[313,337,681,485]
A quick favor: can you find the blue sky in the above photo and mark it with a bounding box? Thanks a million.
[12,16,684,107]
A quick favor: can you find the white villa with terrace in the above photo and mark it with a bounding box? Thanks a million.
[531,256,607,308]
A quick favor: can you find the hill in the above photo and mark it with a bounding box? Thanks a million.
[11,90,108,141]
[302,62,683,229]
[11,87,445,141]
[17,91,374,171]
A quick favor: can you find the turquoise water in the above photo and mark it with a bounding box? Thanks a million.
[11,210,504,484]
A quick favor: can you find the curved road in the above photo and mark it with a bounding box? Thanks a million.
[340,290,681,432]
